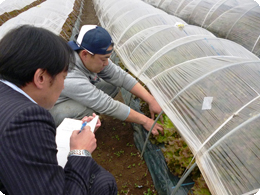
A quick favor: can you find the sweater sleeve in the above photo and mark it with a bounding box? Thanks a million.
[98,59,138,91]
[0,104,99,195]
[61,73,130,121]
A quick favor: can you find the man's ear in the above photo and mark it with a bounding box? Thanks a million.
[34,68,46,89]
[79,50,89,58]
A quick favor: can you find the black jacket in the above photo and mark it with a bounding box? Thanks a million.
[0,82,117,195]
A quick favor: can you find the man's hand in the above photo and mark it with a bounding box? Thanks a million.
[148,98,164,123]
[143,117,164,136]
[70,126,97,153]
[125,108,164,136]
[81,113,101,132]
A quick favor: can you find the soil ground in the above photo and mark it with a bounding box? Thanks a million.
[81,1,158,195]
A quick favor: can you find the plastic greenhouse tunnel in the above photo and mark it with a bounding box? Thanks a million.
[142,0,260,58]
[0,0,36,15]
[0,0,78,39]
[93,0,260,194]
[1,0,260,194]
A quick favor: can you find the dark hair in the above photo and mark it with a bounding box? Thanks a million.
[0,25,75,87]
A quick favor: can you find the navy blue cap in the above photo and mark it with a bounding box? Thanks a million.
[68,25,113,55]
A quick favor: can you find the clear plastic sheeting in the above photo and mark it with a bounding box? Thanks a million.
[93,0,260,194]
[120,88,193,195]
[142,0,260,58]
[0,0,75,39]
[0,0,37,15]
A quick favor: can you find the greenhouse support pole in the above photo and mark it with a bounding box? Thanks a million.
[140,110,164,158]
[171,162,197,195]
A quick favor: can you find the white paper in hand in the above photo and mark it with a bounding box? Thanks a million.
[86,115,99,132]
[56,116,99,167]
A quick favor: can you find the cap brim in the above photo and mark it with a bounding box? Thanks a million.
[68,41,82,51]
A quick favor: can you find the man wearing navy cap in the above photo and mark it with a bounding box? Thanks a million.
[50,25,164,136]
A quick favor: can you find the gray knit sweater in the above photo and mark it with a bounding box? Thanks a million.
[56,52,137,121]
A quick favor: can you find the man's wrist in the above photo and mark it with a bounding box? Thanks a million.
[67,149,92,158]
[147,96,156,105]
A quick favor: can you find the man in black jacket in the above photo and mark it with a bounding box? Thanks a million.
[0,25,117,195]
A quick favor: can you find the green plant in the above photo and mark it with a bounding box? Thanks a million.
[114,150,124,157]
[151,114,210,194]
[188,174,211,195]
[115,135,120,140]
[130,152,137,156]
[143,188,156,195]
[120,189,128,194]
[126,143,134,147]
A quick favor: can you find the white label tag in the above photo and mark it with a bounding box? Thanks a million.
[202,97,213,110]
